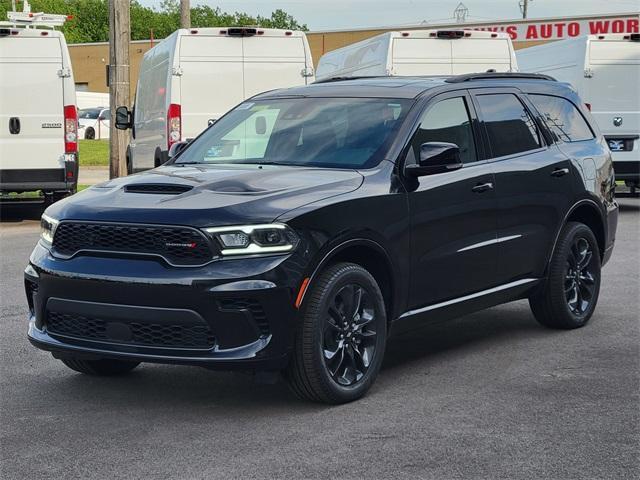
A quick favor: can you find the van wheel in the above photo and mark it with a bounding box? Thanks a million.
[286,263,387,404]
[84,127,95,140]
[529,222,601,329]
[60,357,140,376]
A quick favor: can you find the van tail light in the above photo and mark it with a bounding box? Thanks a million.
[63,105,78,154]
[167,103,182,149]
[585,103,592,111]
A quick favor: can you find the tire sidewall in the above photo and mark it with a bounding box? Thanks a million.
[305,265,387,402]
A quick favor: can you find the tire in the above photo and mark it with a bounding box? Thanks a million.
[84,127,95,140]
[286,262,387,404]
[60,357,140,376]
[529,222,601,329]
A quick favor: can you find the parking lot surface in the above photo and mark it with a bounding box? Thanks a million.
[1,199,638,480]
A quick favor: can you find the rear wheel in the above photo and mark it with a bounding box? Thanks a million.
[529,222,601,329]
[84,127,95,140]
[286,263,387,404]
[60,357,140,376]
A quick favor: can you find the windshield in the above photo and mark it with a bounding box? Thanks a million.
[175,97,413,169]
[79,108,101,119]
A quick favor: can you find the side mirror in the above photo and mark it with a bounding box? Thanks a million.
[405,142,463,177]
[115,106,132,130]
[255,116,267,135]
[168,140,189,160]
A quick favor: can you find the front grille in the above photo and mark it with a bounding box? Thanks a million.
[218,298,269,336]
[46,311,215,349]
[52,222,216,266]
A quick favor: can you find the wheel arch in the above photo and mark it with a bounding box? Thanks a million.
[549,199,606,268]
[302,239,397,322]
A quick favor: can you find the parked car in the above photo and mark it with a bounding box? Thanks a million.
[76,91,109,110]
[315,29,518,82]
[116,27,315,173]
[517,33,640,192]
[78,106,110,140]
[0,12,78,201]
[28,73,618,403]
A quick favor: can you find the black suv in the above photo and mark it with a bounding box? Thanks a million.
[26,74,618,403]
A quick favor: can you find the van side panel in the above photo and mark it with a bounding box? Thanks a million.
[0,37,65,174]
[178,35,244,140]
[132,34,174,171]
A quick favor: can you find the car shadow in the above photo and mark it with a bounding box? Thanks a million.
[617,198,639,213]
[28,302,547,414]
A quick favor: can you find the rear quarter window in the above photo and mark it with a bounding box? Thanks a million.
[475,93,541,158]
[528,94,594,143]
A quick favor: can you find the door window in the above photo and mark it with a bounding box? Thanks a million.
[476,93,541,158]
[529,94,594,143]
[411,97,477,164]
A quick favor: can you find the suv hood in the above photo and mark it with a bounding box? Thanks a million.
[48,164,364,226]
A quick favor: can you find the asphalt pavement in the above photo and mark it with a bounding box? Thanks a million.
[0,199,638,480]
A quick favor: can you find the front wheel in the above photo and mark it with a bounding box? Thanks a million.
[60,357,140,376]
[529,222,601,329]
[286,263,387,404]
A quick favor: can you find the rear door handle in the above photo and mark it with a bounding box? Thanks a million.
[472,182,494,193]
[551,167,569,177]
[9,117,20,135]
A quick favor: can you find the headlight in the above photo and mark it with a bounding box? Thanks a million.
[205,224,299,256]
[40,214,59,245]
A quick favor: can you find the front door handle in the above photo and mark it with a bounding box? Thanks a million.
[472,182,494,193]
[551,167,569,177]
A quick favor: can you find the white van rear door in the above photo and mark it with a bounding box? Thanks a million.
[451,38,513,74]
[586,40,640,136]
[179,35,244,138]
[392,38,452,75]
[242,36,308,97]
[0,37,65,171]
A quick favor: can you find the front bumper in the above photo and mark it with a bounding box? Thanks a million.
[25,241,303,370]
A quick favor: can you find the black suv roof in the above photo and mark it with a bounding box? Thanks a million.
[255,72,566,100]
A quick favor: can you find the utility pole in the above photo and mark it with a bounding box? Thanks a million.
[108,0,130,178]
[519,0,532,19]
[180,0,191,28]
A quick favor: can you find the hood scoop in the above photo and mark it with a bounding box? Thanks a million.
[124,183,193,195]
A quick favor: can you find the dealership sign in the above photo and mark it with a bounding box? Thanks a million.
[469,15,639,41]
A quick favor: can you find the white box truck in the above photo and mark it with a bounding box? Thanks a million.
[518,33,640,191]
[118,27,314,173]
[0,10,78,200]
[315,29,518,82]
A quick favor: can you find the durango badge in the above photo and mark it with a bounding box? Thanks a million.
[165,242,197,248]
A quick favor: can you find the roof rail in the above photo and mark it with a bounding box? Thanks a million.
[313,75,383,84]
[446,72,556,83]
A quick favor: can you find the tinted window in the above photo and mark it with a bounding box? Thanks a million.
[412,97,477,164]
[79,108,100,119]
[177,98,412,169]
[529,94,594,143]
[476,94,541,158]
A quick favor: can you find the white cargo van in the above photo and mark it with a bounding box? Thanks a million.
[518,34,640,190]
[315,29,518,82]
[118,27,314,173]
[0,11,78,199]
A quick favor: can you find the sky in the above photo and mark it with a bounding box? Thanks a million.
[141,0,640,30]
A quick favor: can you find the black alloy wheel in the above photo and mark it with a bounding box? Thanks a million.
[530,222,601,329]
[564,236,597,315]
[287,262,387,404]
[322,284,378,386]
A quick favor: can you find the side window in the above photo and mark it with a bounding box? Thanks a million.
[412,97,477,164]
[476,93,541,158]
[101,109,111,121]
[529,94,594,143]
